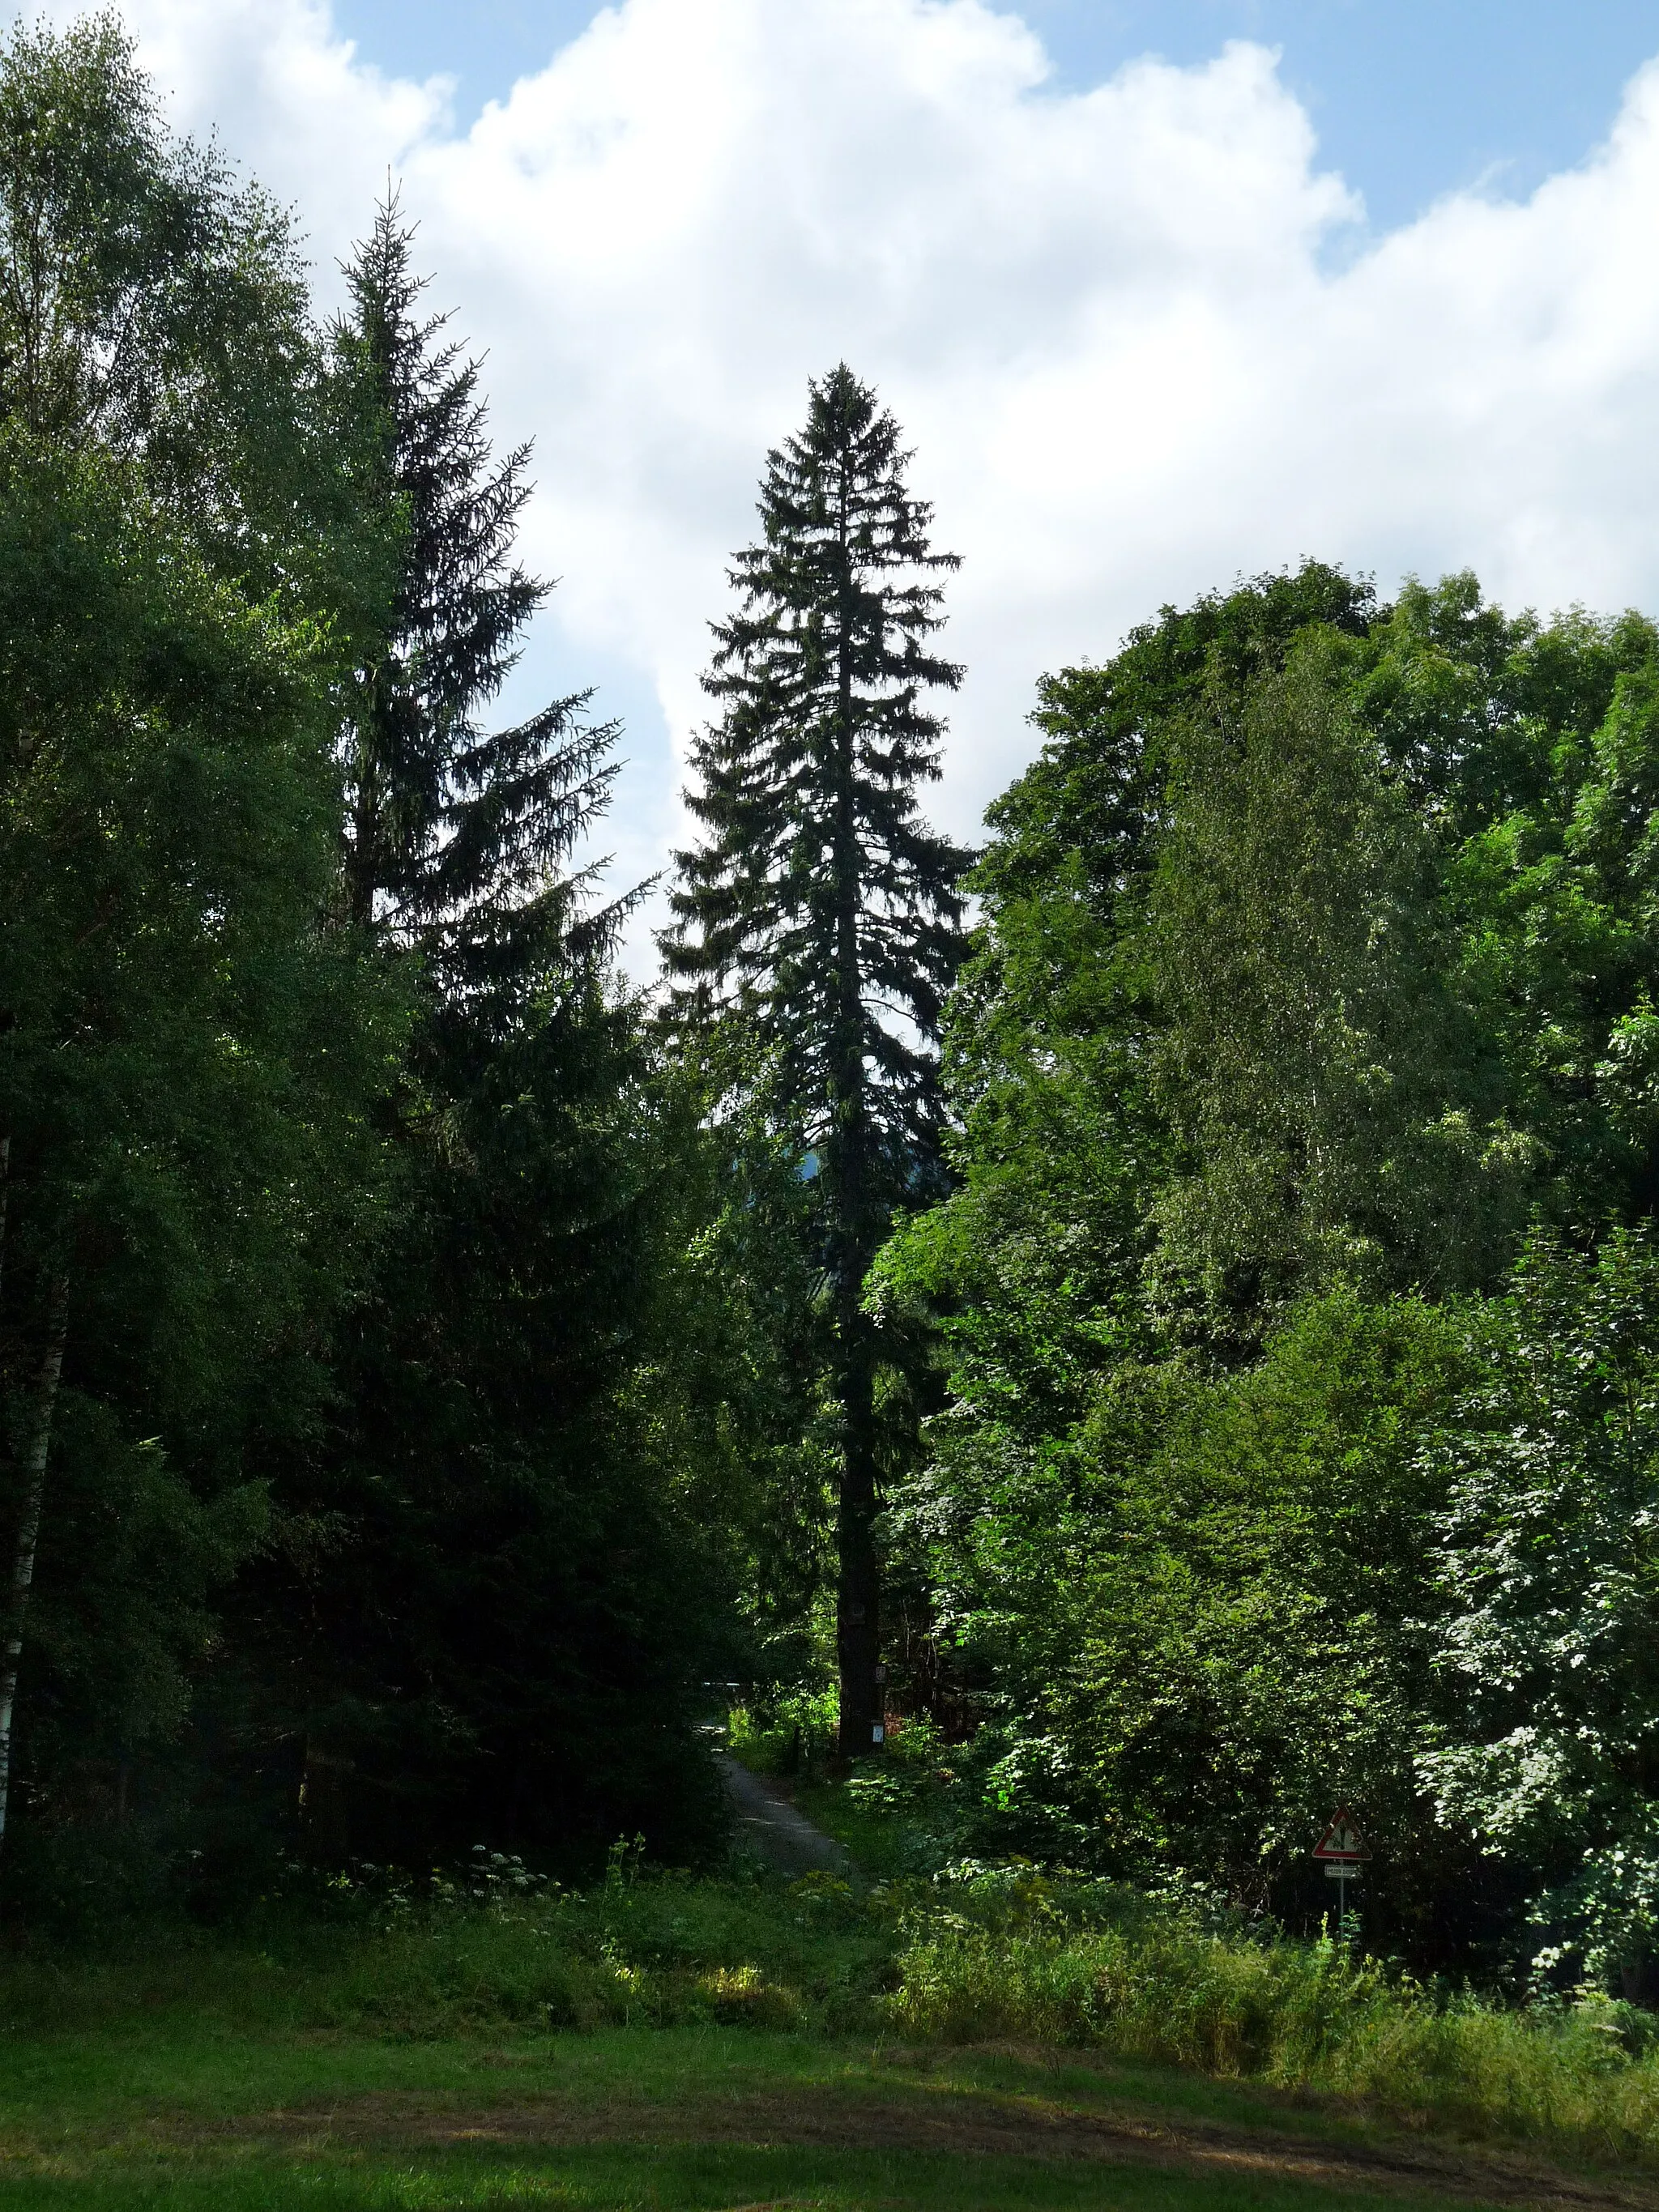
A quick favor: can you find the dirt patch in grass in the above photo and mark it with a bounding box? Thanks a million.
[107,2080,1659,2210]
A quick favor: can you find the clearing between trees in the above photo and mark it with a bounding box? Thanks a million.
[3,1766,1659,2212]
[4,1999,1656,2210]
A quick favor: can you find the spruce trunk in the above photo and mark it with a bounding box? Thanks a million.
[834,1287,881,1758]
[832,494,881,1762]
[0,1276,70,1852]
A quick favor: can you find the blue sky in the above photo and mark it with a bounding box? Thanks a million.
[334,1,1659,232]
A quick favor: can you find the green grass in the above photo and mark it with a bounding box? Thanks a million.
[0,2155,1413,2211]
[887,1886,1659,2150]
[2,1826,1659,2207]
[0,2022,1578,2210]
[791,1774,922,1879]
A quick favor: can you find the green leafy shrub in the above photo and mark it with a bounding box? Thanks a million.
[1422,1227,1659,1991]
[727,1686,838,1777]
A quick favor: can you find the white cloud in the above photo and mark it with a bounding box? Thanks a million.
[117,0,450,239]
[69,0,1659,969]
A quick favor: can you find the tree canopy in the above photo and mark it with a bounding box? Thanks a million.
[13,10,1659,2010]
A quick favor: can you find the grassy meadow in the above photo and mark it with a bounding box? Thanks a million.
[3,1788,1659,2210]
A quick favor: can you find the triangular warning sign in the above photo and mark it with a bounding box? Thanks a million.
[1312,1808,1371,1861]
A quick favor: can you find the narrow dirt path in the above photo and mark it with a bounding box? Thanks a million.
[713,1751,850,1873]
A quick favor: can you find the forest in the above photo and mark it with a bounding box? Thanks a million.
[7,10,1659,2044]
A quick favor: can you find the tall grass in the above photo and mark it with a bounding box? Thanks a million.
[885,1869,1659,2158]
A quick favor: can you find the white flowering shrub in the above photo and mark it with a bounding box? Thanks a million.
[1422,1229,1659,1988]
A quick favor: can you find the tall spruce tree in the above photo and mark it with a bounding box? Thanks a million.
[337,194,618,974]
[236,198,725,1864]
[665,364,970,1757]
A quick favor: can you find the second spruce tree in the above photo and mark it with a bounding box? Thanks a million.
[666,364,970,1758]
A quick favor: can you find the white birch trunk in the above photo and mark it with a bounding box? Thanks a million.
[0,1275,69,1852]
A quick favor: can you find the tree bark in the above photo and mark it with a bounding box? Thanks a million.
[830,454,882,1762]
[0,1274,70,1853]
[834,1283,881,1759]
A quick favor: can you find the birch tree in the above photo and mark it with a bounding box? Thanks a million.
[0,435,394,1858]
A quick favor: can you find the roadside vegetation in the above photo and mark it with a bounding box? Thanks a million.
[10,1805,1659,2180]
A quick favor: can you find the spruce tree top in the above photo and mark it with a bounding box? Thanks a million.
[339,197,619,991]
[665,364,970,1172]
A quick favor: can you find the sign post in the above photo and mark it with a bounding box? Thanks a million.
[1312,1808,1371,1932]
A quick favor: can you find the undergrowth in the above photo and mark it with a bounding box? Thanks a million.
[885,1864,1659,2159]
[6,1832,1659,2165]
[0,1848,889,2039]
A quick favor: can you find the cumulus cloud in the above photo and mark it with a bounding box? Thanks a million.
[64,0,1659,966]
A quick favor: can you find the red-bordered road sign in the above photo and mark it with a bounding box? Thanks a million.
[1313,1809,1371,1862]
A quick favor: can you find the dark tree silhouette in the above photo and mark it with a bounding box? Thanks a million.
[665,364,970,1756]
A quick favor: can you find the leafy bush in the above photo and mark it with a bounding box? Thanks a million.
[0,1856,889,2040]
[727,1686,838,1777]
[1422,1227,1659,1991]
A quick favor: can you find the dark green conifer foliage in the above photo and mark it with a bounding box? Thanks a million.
[249,197,724,1868]
[665,364,970,1757]
[338,196,619,980]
